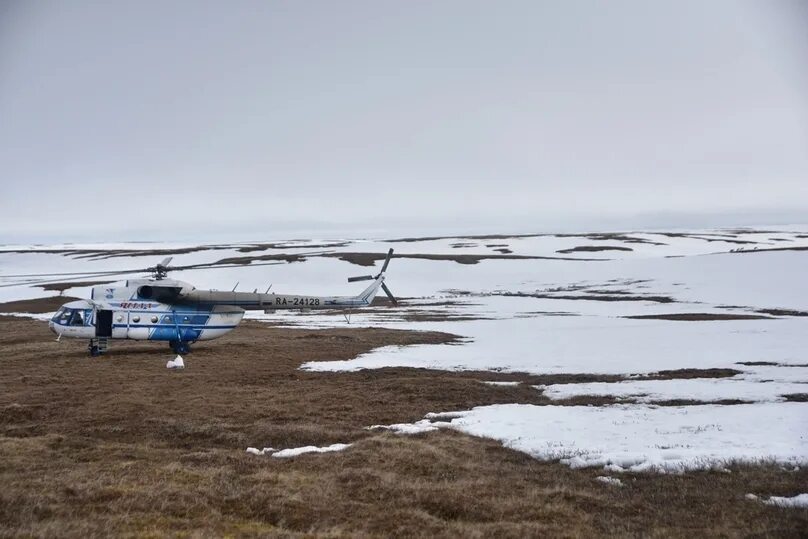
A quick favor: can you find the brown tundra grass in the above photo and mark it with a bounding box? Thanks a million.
[1,314,806,537]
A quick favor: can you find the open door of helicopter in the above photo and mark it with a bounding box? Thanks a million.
[95,309,113,338]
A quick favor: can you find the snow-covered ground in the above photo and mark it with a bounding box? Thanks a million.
[2,227,807,472]
[747,493,808,508]
[372,403,808,473]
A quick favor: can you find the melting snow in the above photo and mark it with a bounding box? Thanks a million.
[368,420,440,435]
[746,493,808,508]
[246,447,276,456]
[245,443,351,457]
[271,443,352,458]
[595,476,624,487]
[370,402,808,472]
[538,366,808,404]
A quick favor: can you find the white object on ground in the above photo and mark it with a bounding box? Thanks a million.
[482,381,521,387]
[166,355,185,369]
[595,476,623,487]
[270,443,351,458]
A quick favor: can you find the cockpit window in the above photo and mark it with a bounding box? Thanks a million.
[53,308,71,324]
[69,310,85,326]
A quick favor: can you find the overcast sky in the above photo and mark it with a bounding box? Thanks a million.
[1,1,806,242]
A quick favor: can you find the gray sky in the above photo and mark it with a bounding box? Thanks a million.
[1,0,806,242]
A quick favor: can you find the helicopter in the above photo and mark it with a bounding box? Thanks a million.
[7,249,397,356]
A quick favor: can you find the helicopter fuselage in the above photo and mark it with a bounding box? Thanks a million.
[49,280,246,344]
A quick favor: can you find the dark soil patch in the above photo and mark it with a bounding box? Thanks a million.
[503,292,676,304]
[651,399,753,406]
[72,245,234,260]
[732,246,808,254]
[624,313,773,321]
[235,242,349,253]
[656,233,758,245]
[388,233,546,243]
[324,252,600,267]
[756,309,808,317]
[553,233,666,245]
[643,368,742,380]
[211,253,308,265]
[782,394,808,402]
[736,361,780,367]
[556,245,633,254]
[387,232,664,245]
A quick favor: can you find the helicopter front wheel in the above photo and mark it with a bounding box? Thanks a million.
[169,341,191,355]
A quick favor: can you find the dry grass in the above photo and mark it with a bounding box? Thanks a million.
[1,316,806,537]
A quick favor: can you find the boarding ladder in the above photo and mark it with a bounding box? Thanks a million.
[89,337,109,355]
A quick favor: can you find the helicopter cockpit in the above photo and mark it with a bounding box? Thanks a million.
[51,301,94,327]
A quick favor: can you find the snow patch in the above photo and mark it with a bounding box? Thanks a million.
[595,476,624,487]
[271,443,351,458]
[747,493,808,508]
[368,420,440,435]
[246,447,276,456]
[370,402,808,473]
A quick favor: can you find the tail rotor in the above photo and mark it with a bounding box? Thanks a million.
[347,248,397,305]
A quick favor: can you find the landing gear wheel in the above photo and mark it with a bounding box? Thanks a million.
[170,341,190,355]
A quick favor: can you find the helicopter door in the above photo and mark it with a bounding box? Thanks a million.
[96,310,113,337]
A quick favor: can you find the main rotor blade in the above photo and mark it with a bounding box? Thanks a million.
[0,269,154,288]
[380,283,397,306]
[1,248,333,279]
[348,275,374,282]
[165,260,289,272]
[0,268,149,278]
[379,248,394,274]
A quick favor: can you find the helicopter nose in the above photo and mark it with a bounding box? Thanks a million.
[48,320,57,334]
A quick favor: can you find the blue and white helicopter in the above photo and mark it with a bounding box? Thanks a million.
[22,249,396,356]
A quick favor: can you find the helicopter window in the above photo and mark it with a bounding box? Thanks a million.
[53,308,71,324]
[132,315,140,323]
[151,316,158,323]
[69,310,85,326]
